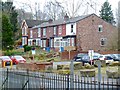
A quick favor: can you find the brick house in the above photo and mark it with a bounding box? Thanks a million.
[27,14,117,52]
[76,14,117,52]
[21,19,45,46]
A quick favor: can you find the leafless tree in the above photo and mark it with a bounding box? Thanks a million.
[44,0,66,20]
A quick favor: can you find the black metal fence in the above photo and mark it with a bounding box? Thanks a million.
[1,68,120,89]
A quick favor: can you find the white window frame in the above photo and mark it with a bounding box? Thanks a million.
[98,25,103,32]
[43,40,46,47]
[59,26,62,34]
[43,28,46,36]
[71,38,75,46]
[38,28,41,37]
[54,26,57,35]
[67,38,70,46]
[30,30,33,38]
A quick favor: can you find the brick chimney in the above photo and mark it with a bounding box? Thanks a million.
[64,13,69,21]
[48,19,53,23]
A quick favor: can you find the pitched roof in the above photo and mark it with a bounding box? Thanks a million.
[25,19,45,28]
[33,13,94,28]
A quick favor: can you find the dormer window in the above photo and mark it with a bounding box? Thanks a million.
[98,25,103,32]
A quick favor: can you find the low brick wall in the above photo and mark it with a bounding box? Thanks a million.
[16,62,53,71]
[61,50,79,60]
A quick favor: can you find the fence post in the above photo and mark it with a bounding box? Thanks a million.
[97,60,101,90]
[67,74,69,90]
[6,68,8,89]
[27,69,29,89]
[70,60,74,89]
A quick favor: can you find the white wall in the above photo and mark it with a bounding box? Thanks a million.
[66,23,76,35]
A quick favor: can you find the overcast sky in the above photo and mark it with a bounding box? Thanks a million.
[2,0,120,17]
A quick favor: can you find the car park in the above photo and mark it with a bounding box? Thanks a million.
[73,53,94,65]
[98,55,114,64]
[10,55,26,65]
[0,56,12,66]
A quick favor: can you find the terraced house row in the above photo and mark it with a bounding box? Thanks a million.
[21,13,117,52]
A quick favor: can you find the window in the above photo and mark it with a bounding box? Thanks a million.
[59,26,62,34]
[43,28,46,36]
[43,40,46,47]
[98,25,103,32]
[22,37,27,46]
[68,38,70,46]
[25,27,27,35]
[50,39,53,47]
[71,25,73,32]
[71,38,75,46]
[100,38,107,46]
[30,30,33,38]
[54,26,57,35]
[38,28,41,37]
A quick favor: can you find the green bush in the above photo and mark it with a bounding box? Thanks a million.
[57,65,63,70]
[58,70,70,75]
[4,51,24,56]
[84,63,94,69]
[45,66,53,73]
[74,62,83,70]
[23,45,31,52]
[63,65,70,70]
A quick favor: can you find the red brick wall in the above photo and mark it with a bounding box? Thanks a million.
[17,62,53,71]
[76,14,117,52]
[61,50,79,60]
[32,28,38,38]
[46,27,54,38]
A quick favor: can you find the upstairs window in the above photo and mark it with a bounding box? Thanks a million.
[98,25,103,32]
[71,25,73,33]
[59,26,62,34]
[30,30,33,38]
[38,28,41,37]
[54,26,57,35]
[43,28,46,36]
[100,38,107,46]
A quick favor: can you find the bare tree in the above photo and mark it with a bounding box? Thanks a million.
[44,0,66,20]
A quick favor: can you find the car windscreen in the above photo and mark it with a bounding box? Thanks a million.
[14,56,25,60]
[0,56,11,60]
[77,54,87,57]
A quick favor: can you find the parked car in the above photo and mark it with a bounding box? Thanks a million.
[73,53,94,65]
[10,56,26,65]
[98,55,114,64]
[0,56,12,66]
[111,54,120,61]
[93,53,101,60]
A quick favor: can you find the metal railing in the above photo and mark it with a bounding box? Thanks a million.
[1,68,120,89]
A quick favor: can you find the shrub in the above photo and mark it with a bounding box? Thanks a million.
[45,65,53,73]
[74,62,82,70]
[84,63,94,69]
[58,70,70,75]
[80,70,95,77]
[109,61,120,66]
[23,45,31,52]
[57,65,63,70]
[63,65,70,70]
[106,70,120,78]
